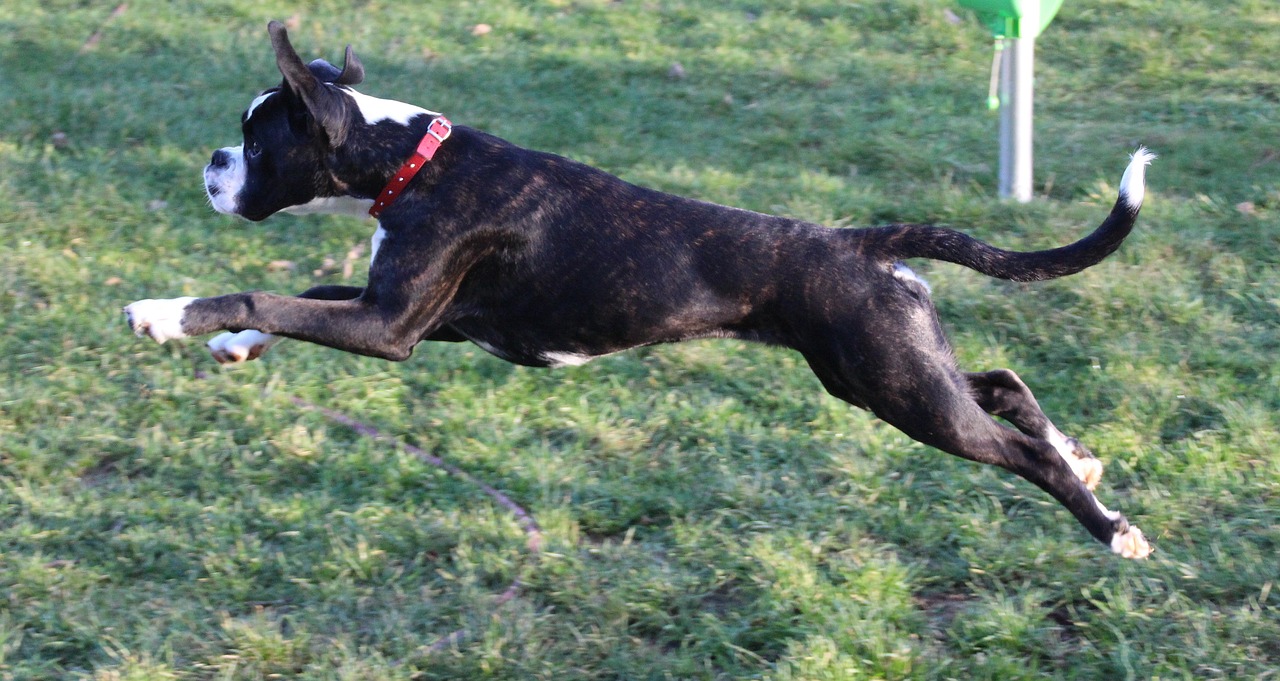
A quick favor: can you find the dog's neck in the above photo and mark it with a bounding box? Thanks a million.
[323,113,461,209]
[368,116,452,218]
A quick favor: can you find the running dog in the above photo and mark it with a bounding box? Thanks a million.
[127,22,1155,558]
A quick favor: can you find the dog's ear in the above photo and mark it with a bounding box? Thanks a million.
[306,45,364,86]
[267,21,354,145]
[336,46,366,85]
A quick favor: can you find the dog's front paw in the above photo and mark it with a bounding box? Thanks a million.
[1111,524,1152,559]
[124,297,197,344]
[207,330,280,364]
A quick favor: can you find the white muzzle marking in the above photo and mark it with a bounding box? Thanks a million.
[205,145,245,215]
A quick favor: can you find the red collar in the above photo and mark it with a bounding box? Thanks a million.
[368,116,453,218]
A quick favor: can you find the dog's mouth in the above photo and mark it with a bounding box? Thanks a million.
[205,183,221,197]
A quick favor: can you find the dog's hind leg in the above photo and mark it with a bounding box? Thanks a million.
[966,369,1103,491]
[804,338,1149,558]
[886,379,1148,557]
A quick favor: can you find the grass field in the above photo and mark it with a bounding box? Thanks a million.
[2,0,1279,678]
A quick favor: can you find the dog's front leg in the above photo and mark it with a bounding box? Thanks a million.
[205,285,363,364]
[128,231,507,360]
[127,287,432,361]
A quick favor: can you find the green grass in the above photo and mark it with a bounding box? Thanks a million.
[2,0,1279,678]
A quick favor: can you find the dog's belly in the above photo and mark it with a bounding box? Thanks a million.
[446,311,743,369]
[452,327,605,368]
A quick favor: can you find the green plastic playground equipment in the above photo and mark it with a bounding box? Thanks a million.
[959,0,1064,39]
[957,0,1065,202]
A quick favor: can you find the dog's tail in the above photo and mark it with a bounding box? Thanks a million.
[868,148,1155,282]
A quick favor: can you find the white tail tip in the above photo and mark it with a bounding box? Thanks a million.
[1119,146,1156,211]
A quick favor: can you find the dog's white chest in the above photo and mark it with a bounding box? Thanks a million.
[370,226,387,265]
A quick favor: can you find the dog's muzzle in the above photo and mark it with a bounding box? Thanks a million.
[204,146,244,215]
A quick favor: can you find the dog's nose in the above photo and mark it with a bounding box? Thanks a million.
[210,149,231,169]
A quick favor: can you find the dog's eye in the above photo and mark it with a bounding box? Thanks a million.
[245,139,262,159]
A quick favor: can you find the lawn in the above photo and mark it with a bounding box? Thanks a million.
[1,0,1278,678]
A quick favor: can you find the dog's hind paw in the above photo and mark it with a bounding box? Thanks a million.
[1073,454,1104,491]
[1110,524,1152,559]
[1051,434,1103,490]
[207,330,280,364]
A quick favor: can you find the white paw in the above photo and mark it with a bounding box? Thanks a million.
[1047,431,1103,490]
[124,297,197,344]
[207,330,280,364]
[1111,525,1152,559]
[1073,457,1104,491]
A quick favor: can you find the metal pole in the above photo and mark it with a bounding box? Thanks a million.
[998,35,1034,202]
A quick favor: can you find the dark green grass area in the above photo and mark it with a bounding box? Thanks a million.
[2,1,1278,678]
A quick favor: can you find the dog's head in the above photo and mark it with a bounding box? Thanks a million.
[204,21,437,221]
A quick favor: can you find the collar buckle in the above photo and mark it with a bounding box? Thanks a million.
[426,116,452,144]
